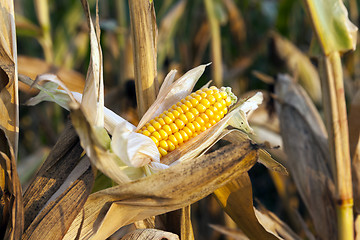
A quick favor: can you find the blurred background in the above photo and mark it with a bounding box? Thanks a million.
[14,0,360,239]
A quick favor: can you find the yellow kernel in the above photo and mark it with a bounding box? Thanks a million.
[150,136,159,147]
[169,123,179,133]
[185,96,192,100]
[145,123,150,127]
[163,125,172,135]
[225,96,232,106]
[179,130,189,141]
[210,106,218,114]
[194,94,202,101]
[171,104,177,110]
[186,122,196,133]
[179,114,188,125]
[185,100,193,108]
[159,140,169,151]
[200,92,207,99]
[201,126,207,132]
[205,109,214,119]
[210,86,219,91]
[175,106,184,114]
[142,130,151,137]
[221,99,226,107]
[175,119,185,129]
[171,110,180,118]
[214,92,222,101]
[153,121,162,130]
[200,113,209,122]
[183,126,193,137]
[223,107,228,115]
[213,114,221,122]
[200,99,211,108]
[159,112,166,118]
[196,89,202,94]
[168,135,178,145]
[158,147,168,157]
[147,125,156,133]
[215,102,223,110]
[164,116,172,124]
[167,140,176,151]
[180,104,189,112]
[205,122,212,128]
[190,98,199,106]
[205,89,213,95]
[220,91,228,99]
[193,132,198,137]
[190,92,198,98]
[196,104,206,113]
[193,119,202,131]
[209,119,217,126]
[219,110,225,118]
[181,99,186,104]
[185,112,195,122]
[174,132,184,144]
[207,95,216,105]
[150,119,157,125]
[190,108,199,116]
[159,129,168,139]
[176,102,182,106]
[152,131,162,141]
[195,116,205,126]
[157,118,166,125]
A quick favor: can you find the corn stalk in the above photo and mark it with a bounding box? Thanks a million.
[128,0,158,117]
[301,0,358,239]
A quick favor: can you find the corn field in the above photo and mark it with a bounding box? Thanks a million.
[1,0,360,239]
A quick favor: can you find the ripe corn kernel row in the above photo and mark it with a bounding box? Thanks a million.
[138,86,234,157]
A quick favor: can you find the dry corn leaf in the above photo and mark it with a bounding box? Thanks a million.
[270,32,322,104]
[18,56,85,94]
[63,132,259,239]
[353,136,360,213]
[180,206,194,240]
[214,173,283,240]
[275,74,336,239]
[121,229,179,240]
[0,1,23,239]
[254,204,301,240]
[210,224,249,240]
[22,123,94,240]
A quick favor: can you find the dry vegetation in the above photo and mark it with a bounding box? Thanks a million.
[1,0,360,239]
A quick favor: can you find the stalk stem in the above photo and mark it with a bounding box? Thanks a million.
[320,52,354,240]
[128,0,158,117]
[204,0,223,87]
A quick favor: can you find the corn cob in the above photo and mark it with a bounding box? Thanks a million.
[138,86,237,157]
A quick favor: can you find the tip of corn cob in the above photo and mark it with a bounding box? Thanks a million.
[138,86,237,157]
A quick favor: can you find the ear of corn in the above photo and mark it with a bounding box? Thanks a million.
[138,86,237,157]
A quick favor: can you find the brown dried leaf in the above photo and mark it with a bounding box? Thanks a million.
[63,132,259,239]
[210,224,248,240]
[18,56,85,94]
[270,32,322,104]
[0,1,23,239]
[213,174,279,240]
[22,123,94,240]
[275,74,336,239]
[121,229,179,240]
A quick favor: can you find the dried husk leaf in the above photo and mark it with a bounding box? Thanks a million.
[121,229,179,240]
[270,32,322,104]
[254,205,301,240]
[210,224,248,240]
[213,174,279,240]
[0,130,23,240]
[180,206,194,240]
[22,123,94,240]
[17,56,85,94]
[353,138,360,213]
[0,1,23,239]
[80,0,104,128]
[275,74,336,239]
[63,133,259,240]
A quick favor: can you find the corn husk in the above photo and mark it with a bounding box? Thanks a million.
[22,123,94,240]
[63,131,259,239]
[121,229,179,240]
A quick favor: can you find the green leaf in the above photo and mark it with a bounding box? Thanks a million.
[303,0,357,54]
